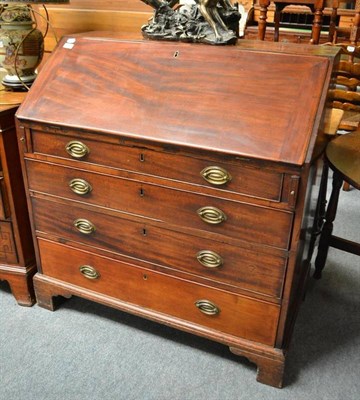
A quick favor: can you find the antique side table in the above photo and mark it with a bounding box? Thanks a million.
[0,90,36,305]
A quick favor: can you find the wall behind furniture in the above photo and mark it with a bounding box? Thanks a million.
[34,0,152,55]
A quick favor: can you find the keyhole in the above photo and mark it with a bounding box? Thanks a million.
[142,228,147,236]
[139,153,145,162]
[173,51,179,58]
[140,188,145,197]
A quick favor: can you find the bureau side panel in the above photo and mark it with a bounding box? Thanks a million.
[276,162,317,348]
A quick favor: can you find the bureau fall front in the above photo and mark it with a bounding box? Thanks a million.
[15,35,338,387]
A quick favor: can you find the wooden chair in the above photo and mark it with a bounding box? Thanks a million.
[325,2,360,132]
[257,0,325,43]
[328,0,360,45]
[308,37,359,259]
[327,43,360,135]
[313,130,360,279]
[312,2,359,263]
[325,33,360,188]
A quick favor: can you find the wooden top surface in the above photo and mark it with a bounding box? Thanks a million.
[0,92,25,113]
[0,70,26,113]
[326,131,360,189]
[17,35,336,166]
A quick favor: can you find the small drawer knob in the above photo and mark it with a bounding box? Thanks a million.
[201,166,232,186]
[65,140,90,159]
[79,265,100,280]
[69,178,92,196]
[73,218,96,235]
[195,299,220,316]
[197,206,227,225]
[196,250,223,268]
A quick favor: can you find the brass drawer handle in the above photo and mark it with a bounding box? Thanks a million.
[73,218,96,235]
[65,140,90,159]
[69,178,92,196]
[196,250,223,268]
[195,299,220,316]
[201,166,232,186]
[79,265,100,280]
[197,206,227,225]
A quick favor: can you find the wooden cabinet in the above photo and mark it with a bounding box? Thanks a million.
[15,35,338,387]
[0,102,36,305]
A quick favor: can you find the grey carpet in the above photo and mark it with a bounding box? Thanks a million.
[1,176,359,400]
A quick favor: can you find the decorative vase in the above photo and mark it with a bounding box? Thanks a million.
[0,5,44,90]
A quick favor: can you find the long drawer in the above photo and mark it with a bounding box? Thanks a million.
[38,238,280,346]
[31,129,285,202]
[32,197,287,299]
[26,160,293,249]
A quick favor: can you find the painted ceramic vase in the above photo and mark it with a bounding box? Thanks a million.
[0,5,44,89]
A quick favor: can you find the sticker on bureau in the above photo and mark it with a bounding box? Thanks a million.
[63,38,76,49]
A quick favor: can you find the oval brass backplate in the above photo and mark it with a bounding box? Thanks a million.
[196,250,223,268]
[73,218,96,235]
[197,206,227,225]
[79,265,100,280]
[69,178,92,196]
[195,299,220,316]
[65,140,90,159]
[200,166,232,186]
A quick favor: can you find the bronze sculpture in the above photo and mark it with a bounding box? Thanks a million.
[140,0,240,45]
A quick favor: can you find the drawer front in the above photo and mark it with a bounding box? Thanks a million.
[32,197,286,299]
[0,221,18,264]
[27,160,293,249]
[38,238,280,346]
[32,130,284,202]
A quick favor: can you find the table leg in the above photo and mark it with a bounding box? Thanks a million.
[314,170,343,279]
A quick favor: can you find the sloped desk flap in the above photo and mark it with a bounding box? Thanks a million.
[17,36,334,165]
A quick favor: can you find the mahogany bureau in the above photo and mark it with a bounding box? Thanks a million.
[0,98,36,306]
[15,35,338,387]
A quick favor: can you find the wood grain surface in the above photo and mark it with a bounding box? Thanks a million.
[17,37,333,165]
